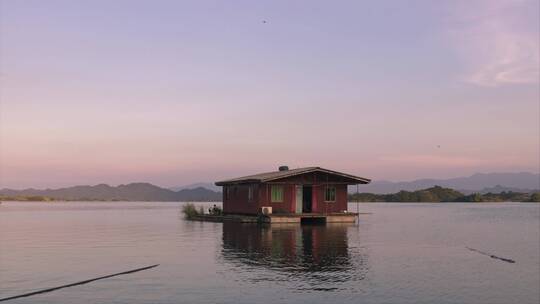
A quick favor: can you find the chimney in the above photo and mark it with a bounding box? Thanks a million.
[278,166,289,171]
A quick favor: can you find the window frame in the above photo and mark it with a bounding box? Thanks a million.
[270,185,284,203]
[324,185,336,202]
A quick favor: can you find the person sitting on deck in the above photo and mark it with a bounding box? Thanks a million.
[209,204,222,216]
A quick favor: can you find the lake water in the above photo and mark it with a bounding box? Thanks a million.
[0,202,538,304]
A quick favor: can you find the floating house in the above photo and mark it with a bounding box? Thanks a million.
[215,166,370,223]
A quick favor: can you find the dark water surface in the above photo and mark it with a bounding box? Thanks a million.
[0,202,538,304]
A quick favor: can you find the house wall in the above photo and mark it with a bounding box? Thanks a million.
[222,184,261,215]
[257,183,296,214]
[221,172,351,215]
[313,184,348,213]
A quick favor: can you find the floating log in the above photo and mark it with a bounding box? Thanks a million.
[466,247,516,263]
[0,264,159,302]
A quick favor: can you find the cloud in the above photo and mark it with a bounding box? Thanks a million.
[449,0,539,86]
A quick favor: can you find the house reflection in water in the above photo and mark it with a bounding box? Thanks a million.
[221,223,369,291]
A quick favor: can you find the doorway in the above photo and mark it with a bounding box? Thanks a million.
[295,186,303,214]
[302,185,312,213]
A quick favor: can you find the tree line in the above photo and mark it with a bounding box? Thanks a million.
[348,186,540,202]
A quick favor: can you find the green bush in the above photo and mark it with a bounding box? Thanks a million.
[182,203,201,219]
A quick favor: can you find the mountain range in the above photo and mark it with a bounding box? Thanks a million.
[1,172,538,201]
[350,172,539,194]
[0,183,221,202]
[168,172,539,194]
[169,182,221,192]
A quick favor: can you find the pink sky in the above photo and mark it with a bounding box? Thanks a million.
[0,0,538,188]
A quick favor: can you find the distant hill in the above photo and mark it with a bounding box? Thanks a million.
[0,183,222,202]
[349,186,540,202]
[174,187,222,201]
[472,185,540,195]
[3,172,538,202]
[353,172,540,194]
[171,172,539,195]
[169,182,221,192]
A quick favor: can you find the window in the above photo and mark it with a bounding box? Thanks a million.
[225,187,230,200]
[248,186,254,202]
[324,186,336,202]
[271,185,284,202]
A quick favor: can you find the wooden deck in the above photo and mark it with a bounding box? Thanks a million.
[191,214,259,223]
[189,213,359,224]
[261,213,358,223]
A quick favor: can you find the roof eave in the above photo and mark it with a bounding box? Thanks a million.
[215,167,371,186]
[262,167,371,184]
[215,179,261,186]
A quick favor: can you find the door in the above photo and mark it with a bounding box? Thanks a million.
[303,185,312,213]
[295,185,303,214]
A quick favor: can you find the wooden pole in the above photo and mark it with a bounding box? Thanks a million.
[356,184,359,223]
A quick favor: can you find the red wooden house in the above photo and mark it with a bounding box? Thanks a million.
[215,166,370,215]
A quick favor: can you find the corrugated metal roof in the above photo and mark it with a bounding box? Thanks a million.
[215,167,370,186]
